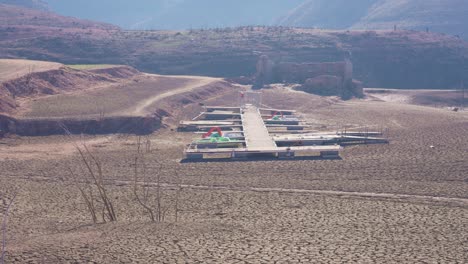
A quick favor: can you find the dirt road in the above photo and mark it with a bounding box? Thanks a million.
[129,74,221,116]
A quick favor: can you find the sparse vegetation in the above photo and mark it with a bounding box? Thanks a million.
[64,126,117,223]
[2,4,468,89]
[0,2,467,263]
[1,86,468,261]
[133,136,161,222]
[132,136,184,223]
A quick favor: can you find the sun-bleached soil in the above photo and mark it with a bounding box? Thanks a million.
[1,86,467,263]
[366,88,468,108]
[0,59,63,82]
[18,74,223,119]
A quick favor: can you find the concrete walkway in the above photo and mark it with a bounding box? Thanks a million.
[242,105,277,150]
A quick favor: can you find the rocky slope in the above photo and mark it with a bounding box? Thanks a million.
[1,5,468,90]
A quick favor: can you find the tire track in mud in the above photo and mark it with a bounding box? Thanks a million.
[151,183,468,207]
[1,173,467,206]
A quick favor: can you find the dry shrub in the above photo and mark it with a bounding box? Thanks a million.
[133,136,182,222]
[62,124,117,223]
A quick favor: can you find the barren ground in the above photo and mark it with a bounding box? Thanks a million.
[0,59,63,82]
[1,85,467,263]
[18,74,223,119]
[365,88,468,109]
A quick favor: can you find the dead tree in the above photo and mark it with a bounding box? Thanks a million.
[133,136,181,223]
[68,167,97,224]
[61,124,117,223]
[133,136,170,222]
[173,168,182,222]
[133,136,156,222]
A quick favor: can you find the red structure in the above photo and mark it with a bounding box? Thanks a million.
[202,127,223,138]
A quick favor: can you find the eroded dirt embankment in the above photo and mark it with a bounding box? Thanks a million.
[3,115,162,136]
[0,73,237,136]
[0,65,140,114]
[0,65,151,135]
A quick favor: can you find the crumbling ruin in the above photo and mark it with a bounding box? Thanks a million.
[254,55,363,99]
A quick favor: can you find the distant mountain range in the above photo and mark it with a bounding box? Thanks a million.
[2,0,468,39]
[44,0,303,30]
[279,0,468,39]
[277,0,377,29]
[1,2,468,90]
[351,0,468,39]
[0,3,117,30]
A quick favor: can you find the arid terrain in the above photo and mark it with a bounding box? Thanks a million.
[0,59,235,136]
[2,3,468,90]
[0,3,467,263]
[366,88,468,108]
[0,59,62,83]
[1,79,467,263]
[19,74,222,119]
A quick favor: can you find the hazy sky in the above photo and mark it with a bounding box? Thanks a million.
[45,0,304,29]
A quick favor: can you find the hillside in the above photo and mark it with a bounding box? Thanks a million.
[41,0,468,40]
[277,0,377,29]
[352,0,468,39]
[1,5,468,90]
[45,0,303,29]
[0,4,118,30]
[0,58,236,136]
[280,0,468,39]
[0,59,140,115]
[0,59,62,82]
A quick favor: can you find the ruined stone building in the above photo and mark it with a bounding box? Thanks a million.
[254,54,363,99]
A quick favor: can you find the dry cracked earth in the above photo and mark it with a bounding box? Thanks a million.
[1,87,467,263]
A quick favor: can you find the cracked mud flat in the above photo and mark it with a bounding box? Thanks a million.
[1,87,467,263]
[2,180,467,263]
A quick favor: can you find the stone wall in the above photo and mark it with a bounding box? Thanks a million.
[299,77,363,99]
[254,55,362,98]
